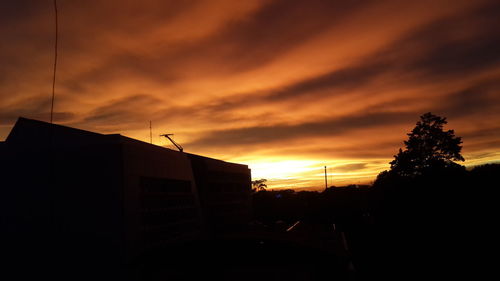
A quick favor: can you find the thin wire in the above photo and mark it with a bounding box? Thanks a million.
[50,0,58,124]
[48,0,59,241]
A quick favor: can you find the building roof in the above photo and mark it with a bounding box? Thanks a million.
[6,117,248,169]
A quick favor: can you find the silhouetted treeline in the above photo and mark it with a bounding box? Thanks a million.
[251,163,499,280]
[252,185,372,226]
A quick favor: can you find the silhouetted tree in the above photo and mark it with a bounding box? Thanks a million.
[370,113,474,279]
[389,112,465,178]
[251,178,268,192]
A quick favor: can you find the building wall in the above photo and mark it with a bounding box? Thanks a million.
[120,138,203,261]
[1,137,125,278]
[188,154,252,235]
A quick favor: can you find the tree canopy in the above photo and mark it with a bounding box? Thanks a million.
[251,178,268,192]
[388,112,465,178]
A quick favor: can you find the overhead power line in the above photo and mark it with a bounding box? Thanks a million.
[50,0,58,124]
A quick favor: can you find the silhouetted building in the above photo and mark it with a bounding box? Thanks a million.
[189,154,252,234]
[0,117,251,279]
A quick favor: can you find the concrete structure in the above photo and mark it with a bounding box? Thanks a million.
[0,117,251,279]
[189,154,252,234]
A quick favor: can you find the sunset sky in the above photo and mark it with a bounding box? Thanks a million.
[1,0,499,189]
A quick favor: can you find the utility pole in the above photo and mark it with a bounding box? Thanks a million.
[324,166,328,189]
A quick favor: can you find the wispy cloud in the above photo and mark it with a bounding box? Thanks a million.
[1,0,499,188]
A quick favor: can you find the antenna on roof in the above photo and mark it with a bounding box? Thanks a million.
[160,134,183,152]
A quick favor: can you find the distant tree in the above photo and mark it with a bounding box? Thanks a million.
[388,112,465,178]
[251,179,268,192]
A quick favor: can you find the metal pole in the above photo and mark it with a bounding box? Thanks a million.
[149,121,152,144]
[324,166,328,189]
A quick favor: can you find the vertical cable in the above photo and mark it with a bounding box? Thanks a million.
[48,0,59,246]
[50,0,58,123]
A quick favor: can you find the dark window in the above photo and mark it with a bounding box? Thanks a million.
[140,176,192,193]
[141,194,196,209]
[142,221,200,242]
[141,208,198,225]
[207,171,250,182]
[208,182,250,193]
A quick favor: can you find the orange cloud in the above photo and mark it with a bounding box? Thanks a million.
[1,0,499,189]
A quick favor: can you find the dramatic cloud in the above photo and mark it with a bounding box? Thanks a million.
[1,0,499,189]
[186,111,416,148]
